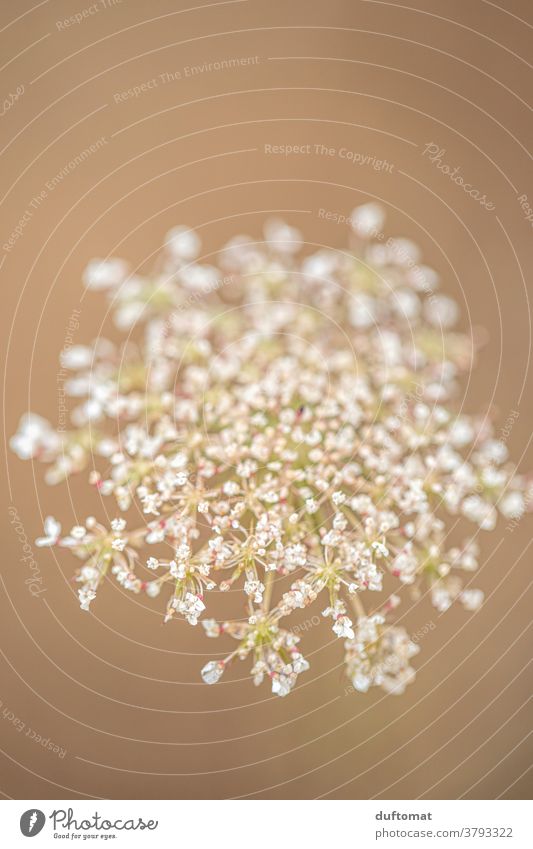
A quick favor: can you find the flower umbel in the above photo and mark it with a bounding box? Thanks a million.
[13,208,532,696]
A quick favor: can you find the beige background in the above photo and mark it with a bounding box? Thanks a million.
[1,0,532,799]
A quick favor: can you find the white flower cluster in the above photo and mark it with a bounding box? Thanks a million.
[345,614,420,695]
[11,208,531,697]
[201,618,309,698]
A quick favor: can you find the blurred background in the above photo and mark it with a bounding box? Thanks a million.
[1,0,532,800]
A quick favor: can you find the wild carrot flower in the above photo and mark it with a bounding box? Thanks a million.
[11,206,531,696]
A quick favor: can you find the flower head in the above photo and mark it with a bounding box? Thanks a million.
[11,211,531,697]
